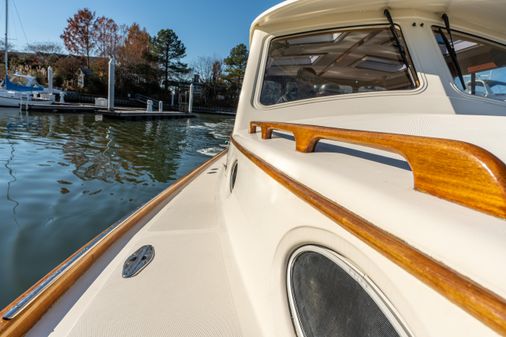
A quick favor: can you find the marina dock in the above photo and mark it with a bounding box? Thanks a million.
[24,103,97,113]
[102,111,196,120]
[22,104,196,119]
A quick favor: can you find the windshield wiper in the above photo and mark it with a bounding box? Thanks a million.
[384,9,415,85]
[441,13,466,89]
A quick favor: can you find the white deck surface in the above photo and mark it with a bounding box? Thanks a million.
[28,157,260,337]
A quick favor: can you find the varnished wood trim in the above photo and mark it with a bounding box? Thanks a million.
[250,121,506,219]
[0,150,227,337]
[231,137,506,336]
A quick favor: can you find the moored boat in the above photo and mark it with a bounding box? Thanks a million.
[1,1,506,336]
[0,0,59,108]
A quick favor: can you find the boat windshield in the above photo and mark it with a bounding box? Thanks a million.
[433,27,506,102]
[259,26,417,106]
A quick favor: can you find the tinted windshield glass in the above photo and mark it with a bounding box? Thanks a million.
[433,27,506,101]
[260,27,417,106]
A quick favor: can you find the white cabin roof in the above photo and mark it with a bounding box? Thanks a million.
[251,0,506,42]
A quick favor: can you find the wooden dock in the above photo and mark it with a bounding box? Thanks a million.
[102,111,196,120]
[22,104,196,120]
[25,103,97,113]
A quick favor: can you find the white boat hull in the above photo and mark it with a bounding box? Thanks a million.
[0,93,54,107]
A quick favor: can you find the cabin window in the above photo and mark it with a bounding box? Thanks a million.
[229,160,238,192]
[288,247,410,337]
[259,27,417,106]
[433,27,506,102]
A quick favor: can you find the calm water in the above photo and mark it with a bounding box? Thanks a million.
[0,109,234,308]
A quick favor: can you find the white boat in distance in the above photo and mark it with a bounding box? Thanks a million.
[0,74,61,107]
[0,0,58,107]
[1,0,506,336]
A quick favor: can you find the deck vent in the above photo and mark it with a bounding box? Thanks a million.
[122,245,155,278]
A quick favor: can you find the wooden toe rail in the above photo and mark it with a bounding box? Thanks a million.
[250,121,506,219]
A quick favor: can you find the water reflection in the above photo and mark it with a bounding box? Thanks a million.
[0,109,234,308]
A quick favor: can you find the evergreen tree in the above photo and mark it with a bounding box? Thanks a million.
[152,29,189,92]
[224,43,248,103]
[224,43,248,87]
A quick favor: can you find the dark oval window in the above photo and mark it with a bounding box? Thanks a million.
[288,247,409,337]
[229,160,238,192]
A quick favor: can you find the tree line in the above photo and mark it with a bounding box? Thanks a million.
[2,8,248,108]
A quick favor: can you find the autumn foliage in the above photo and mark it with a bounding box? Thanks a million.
[60,9,162,95]
[116,24,160,95]
[60,8,96,66]
[56,7,247,106]
[117,24,151,66]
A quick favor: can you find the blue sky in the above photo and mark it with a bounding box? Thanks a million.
[4,0,281,62]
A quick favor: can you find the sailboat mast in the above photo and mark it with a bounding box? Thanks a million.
[4,0,8,77]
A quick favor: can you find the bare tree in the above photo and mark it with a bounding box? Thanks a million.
[94,16,121,58]
[192,56,214,82]
[192,56,222,83]
[25,42,63,54]
[0,38,15,51]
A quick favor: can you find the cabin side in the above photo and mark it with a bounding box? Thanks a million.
[225,2,506,337]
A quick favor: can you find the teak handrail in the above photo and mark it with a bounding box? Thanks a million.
[250,121,506,219]
[0,150,227,337]
[231,136,506,336]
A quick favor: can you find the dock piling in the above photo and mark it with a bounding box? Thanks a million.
[48,66,53,95]
[189,84,194,114]
[108,58,115,111]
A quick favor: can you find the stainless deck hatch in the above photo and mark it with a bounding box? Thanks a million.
[122,245,155,278]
